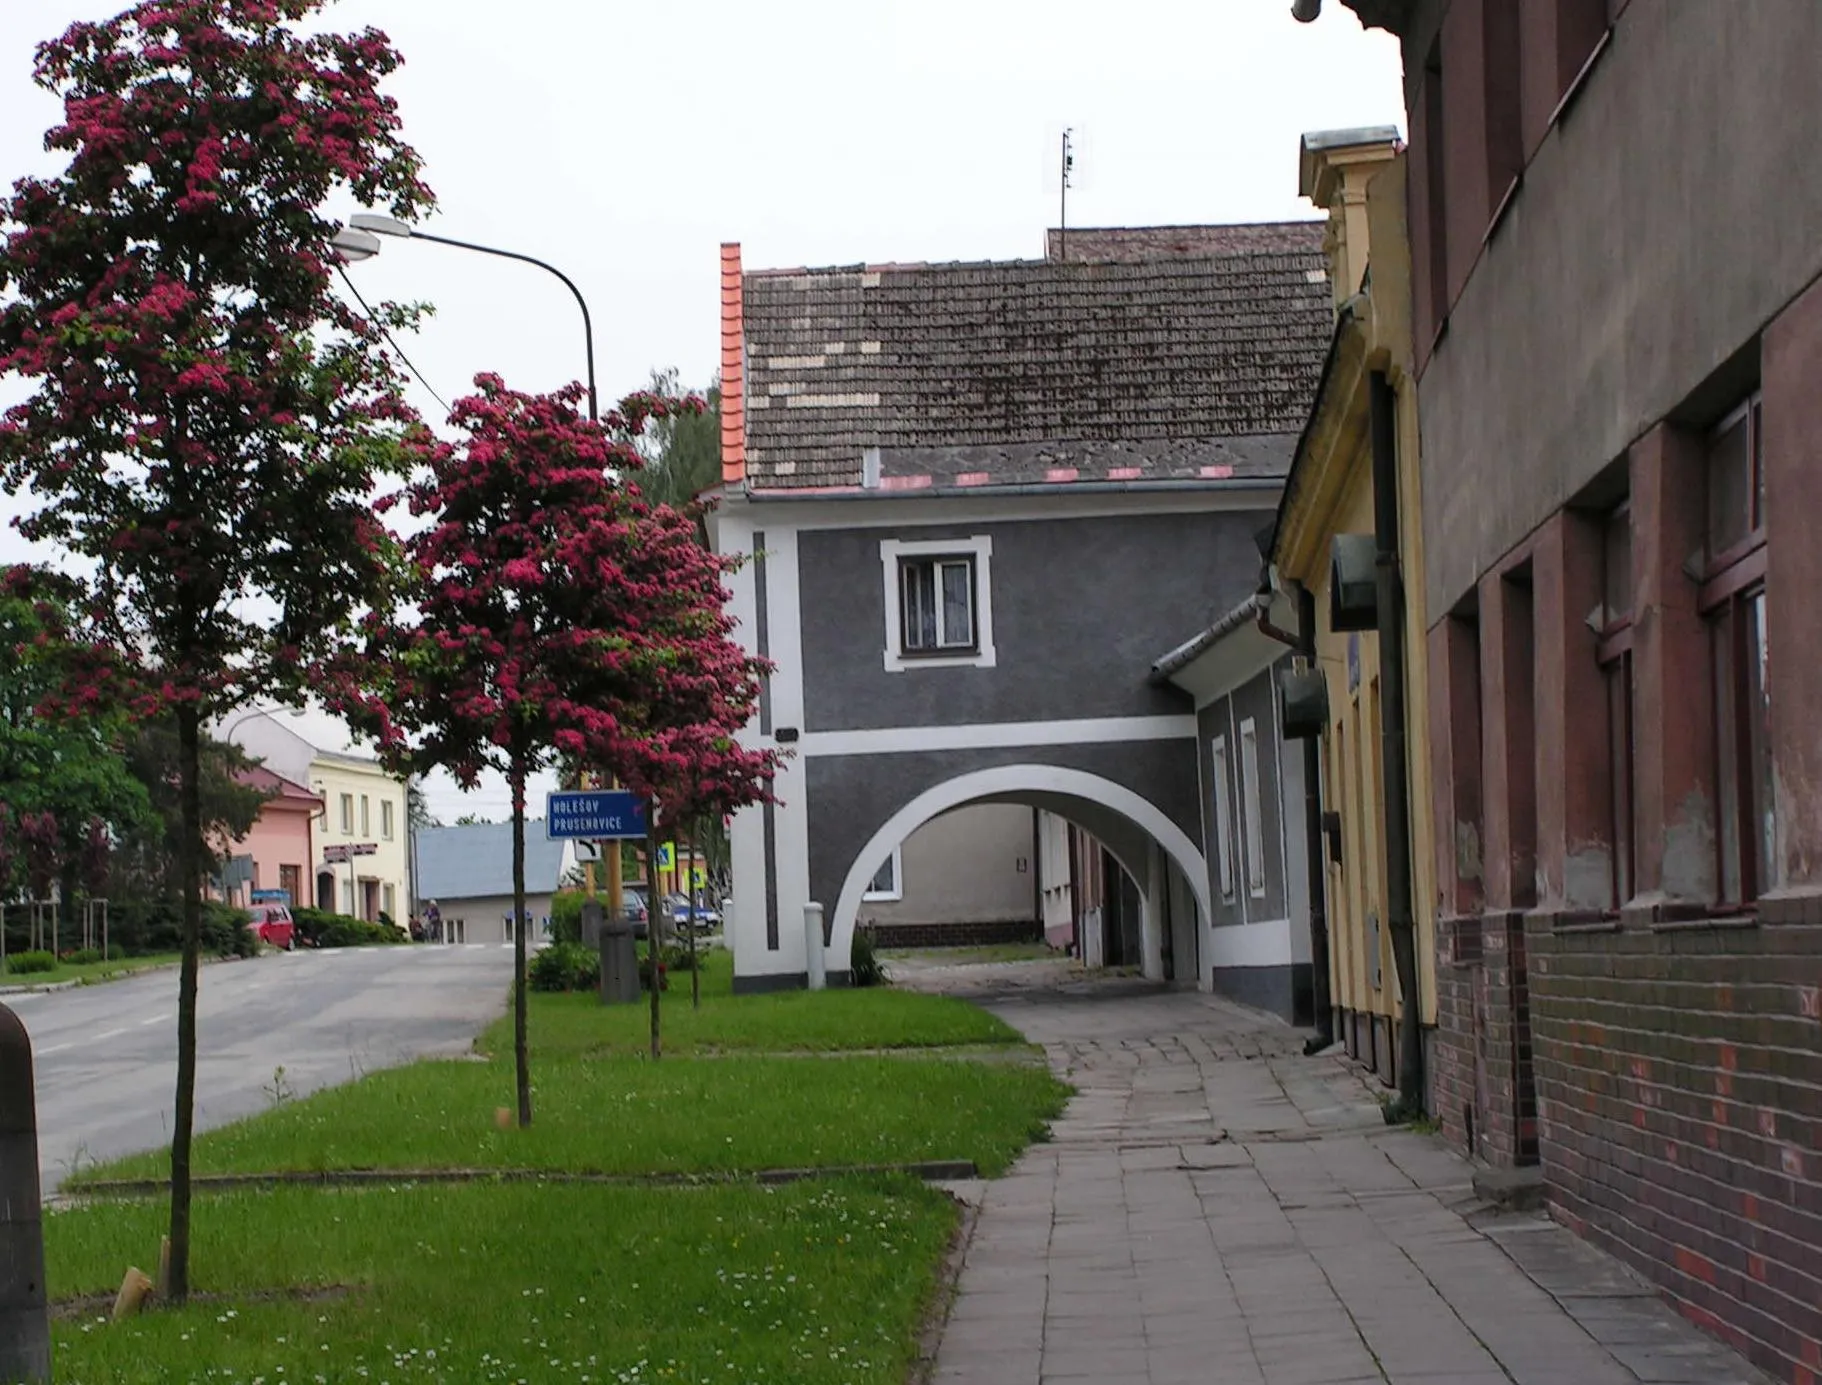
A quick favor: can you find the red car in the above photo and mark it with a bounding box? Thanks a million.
[246,903,297,950]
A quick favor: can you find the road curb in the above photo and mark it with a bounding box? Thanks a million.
[59,1158,982,1201]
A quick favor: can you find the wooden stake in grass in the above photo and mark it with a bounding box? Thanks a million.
[111,1267,153,1322]
[155,1235,171,1299]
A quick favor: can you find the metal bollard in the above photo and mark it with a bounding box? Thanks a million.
[0,1002,50,1384]
[803,902,826,991]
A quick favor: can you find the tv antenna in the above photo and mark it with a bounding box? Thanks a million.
[1059,129,1075,261]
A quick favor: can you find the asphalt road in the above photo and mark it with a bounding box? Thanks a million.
[1,942,515,1191]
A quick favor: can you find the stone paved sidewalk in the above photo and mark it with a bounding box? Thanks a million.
[930,978,1769,1385]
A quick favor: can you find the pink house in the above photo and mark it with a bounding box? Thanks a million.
[221,767,323,909]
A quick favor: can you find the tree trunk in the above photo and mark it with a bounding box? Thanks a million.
[687,819,700,1010]
[644,825,664,1059]
[510,754,532,1128]
[167,700,204,1303]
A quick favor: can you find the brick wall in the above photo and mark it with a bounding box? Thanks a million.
[1529,906,1822,1383]
[1434,915,1481,1155]
[862,919,1043,950]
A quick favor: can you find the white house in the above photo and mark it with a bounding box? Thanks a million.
[415,822,577,945]
[222,704,412,924]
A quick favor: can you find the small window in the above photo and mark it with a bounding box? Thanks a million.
[341,878,355,915]
[383,883,396,919]
[381,800,395,841]
[899,556,976,654]
[360,795,370,837]
[1239,718,1267,897]
[863,848,903,903]
[339,794,353,834]
[1211,736,1236,900]
[879,535,995,672]
[1700,393,1772,902]
[1598,502,1636,908]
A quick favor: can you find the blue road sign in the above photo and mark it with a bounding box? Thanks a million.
[546,790,649,841]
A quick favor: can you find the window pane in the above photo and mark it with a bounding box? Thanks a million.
[939,561,973,647]
[1707,411,1753,557]
[868,854,896,895]
[1211,738,1234,898]
[1746,588,1774,894]
[1712,609,1742,902]
[902,563,936,649]
[1608,655,1634,907]
[1240,722,1267,894]
[1603,503,1631,622]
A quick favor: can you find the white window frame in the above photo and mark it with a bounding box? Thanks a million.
[339,794,353,834]
[1211,735,1236,900]
[360,795,370,837]
[879,535,996,672]
[1239,717,1267,898]
[863,846,904,902]
[381,799,395,841]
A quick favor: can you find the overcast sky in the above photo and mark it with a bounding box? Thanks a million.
[0,0,1403,820]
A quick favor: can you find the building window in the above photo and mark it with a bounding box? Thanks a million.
[1699,394,1772,902]
[341,878,355,915]
[339,794,353,834]
[1597,501,1635,907]
[1211,735,1236,900]
[1239,719,1268,897]
[900,556,976,653]
[381,800,394,841]
[279,864,301,907]
[360,795,370,837]
[383,883,396,920]
[878,535,996,672]
[863,847,903,902]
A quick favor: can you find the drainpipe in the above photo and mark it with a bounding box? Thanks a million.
[1256,591,1335,1051]
[1371,369,1424,1117]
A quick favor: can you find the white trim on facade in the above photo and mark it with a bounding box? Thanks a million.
[879,534,996,672]
[799,714,1196,759]
[715,484,1285,536]
[829,763,1212,986]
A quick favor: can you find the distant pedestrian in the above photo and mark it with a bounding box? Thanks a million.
[425,899,443,943]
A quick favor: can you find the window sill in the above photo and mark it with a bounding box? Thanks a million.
[883,647,996,673]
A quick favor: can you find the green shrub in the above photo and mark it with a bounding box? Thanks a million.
[530,941,597,993]
[3,950,57,975]
[62,947,104,966]
[293,907,402,949]
[96,899,254,958]
[549,891,586,945]
[849,927,885,988]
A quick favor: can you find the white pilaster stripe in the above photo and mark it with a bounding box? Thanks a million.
[798,715,1197,759]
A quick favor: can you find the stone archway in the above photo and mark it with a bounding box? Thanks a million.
[830,763,1210,981]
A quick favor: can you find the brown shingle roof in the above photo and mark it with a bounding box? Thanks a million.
[740,230,1333,491]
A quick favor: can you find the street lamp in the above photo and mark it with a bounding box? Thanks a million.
[330,215,599,422]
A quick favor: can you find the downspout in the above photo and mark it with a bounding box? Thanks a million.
[1256,592,1336,1051]
[1371,369,1424,1117]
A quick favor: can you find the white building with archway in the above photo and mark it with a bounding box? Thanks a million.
[707,224,1332,992]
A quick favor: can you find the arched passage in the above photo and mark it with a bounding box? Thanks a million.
[831,763,1211,981]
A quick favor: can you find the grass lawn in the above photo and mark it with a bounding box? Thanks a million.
[880,942,1063,966]
[48,1177,956,1384]
[507,950,1027,1057]
[80,1047,1065,1184]
[0,950,183,989]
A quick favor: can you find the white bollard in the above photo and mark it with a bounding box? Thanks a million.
[803,902,826,991]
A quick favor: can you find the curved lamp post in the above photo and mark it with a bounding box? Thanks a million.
[331,215,599,422]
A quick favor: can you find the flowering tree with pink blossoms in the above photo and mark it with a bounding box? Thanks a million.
[0,0,431,1299]
[343,375,776,1117]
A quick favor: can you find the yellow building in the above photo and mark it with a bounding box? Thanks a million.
[1269,129,1437,1104]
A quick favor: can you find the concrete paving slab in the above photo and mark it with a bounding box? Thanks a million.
[920,974,1775,1385]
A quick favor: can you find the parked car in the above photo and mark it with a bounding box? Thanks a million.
[245,903,296,951]
[665,892,720,934]
[620,887,650,940]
